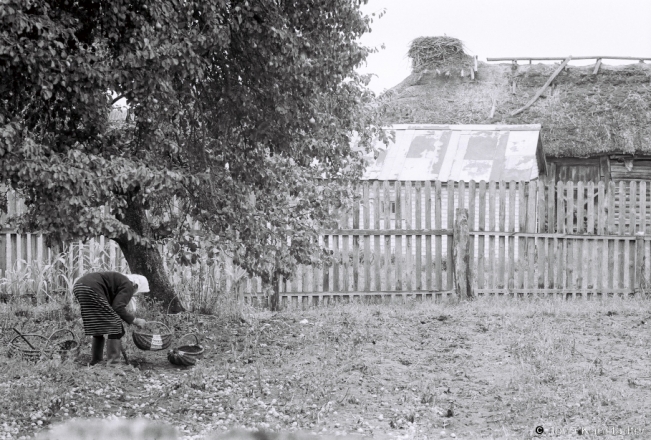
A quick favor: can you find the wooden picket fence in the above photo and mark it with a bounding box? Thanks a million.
[0,191,129,278]
[2,180,651,308]
[247,179,651,308]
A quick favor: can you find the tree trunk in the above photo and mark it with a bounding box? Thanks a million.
[114,198,185,314]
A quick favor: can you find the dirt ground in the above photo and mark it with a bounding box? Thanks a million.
[2,295,650,440]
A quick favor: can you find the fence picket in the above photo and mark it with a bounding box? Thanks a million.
[639,181,647,291]
[425,181,433,292]
[618,181,625,294]
[468,180,476,292]
[342,207,350,293]
[556,181,565,293]
[526,181,537,292]
[405,181,413,291]
[547,181,556,290]
[607,181,616,292]
[415,182,422,291]
[374,181,381,291]
[363,182,371,292]
[537,180,546,290]
[333,230,340,293]
[434,181,441,291]
[384,181,392,291]
[488,182,496,291]
[323,235,330,293]
[547,180,556,233]
[477,181,486,292]
[629,181,637,291]
[447,180,455,291]
[566,182,575,296]
[1,233,8,277]
[640,181,647,235]
[586,182,595,293]
[596,180,608,292]
[518,181,527,291]
[498,182,506,290]
[508,181,516,292]
[395,181,403,291]
[576,181,585,294]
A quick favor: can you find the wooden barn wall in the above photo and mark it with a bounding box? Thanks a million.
[610,160,651,181]
[547,156,651,183]
[546,158,602,183]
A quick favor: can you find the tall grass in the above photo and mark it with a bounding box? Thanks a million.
[0,239,248,317]
[165,253,248,316]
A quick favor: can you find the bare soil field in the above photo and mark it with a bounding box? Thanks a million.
[1,295,650,440]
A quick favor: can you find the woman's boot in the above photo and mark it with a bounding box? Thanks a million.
[105,339,123,365]
[90,336,105,365]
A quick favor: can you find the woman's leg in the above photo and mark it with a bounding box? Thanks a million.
[106,326,125,364]
[90,335,105,365]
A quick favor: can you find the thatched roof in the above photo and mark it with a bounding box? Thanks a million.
[379,61,651,158]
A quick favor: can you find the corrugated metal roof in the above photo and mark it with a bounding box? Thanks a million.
[363,124,544,182]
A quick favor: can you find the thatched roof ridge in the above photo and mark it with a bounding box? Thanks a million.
[379,62,651,158]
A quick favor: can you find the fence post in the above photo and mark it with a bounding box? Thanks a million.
[270,270,280,311]
[635,235,644,295]
[453,208,474,299]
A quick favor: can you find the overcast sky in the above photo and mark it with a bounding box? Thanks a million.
[357,0,651,94]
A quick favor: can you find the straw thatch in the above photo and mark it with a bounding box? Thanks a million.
[407,36,475,74]
[379,61,651,158]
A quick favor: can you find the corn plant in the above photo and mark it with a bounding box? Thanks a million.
[0,236,256,317]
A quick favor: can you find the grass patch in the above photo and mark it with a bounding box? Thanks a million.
[0,295,649,439]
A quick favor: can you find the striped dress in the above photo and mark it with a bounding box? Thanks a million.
[73,272,137,337]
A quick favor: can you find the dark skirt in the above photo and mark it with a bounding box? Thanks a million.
[73,282,124,337]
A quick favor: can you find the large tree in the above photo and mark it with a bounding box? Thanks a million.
[0,0,379,311]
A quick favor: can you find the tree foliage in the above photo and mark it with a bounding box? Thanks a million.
[0,0,380,308]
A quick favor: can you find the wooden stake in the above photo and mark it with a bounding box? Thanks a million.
[12,328,37,350]
[453,208,474,299]
[511,56,572,116]
[593,58,602,75]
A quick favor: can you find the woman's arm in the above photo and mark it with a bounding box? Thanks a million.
[111,279,137,324]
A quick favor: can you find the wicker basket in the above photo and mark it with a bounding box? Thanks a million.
[7,328,79,362]
[167,333,204,366]
[8,333,48,362]
[45,329,79,360]
[132,321,173,351]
